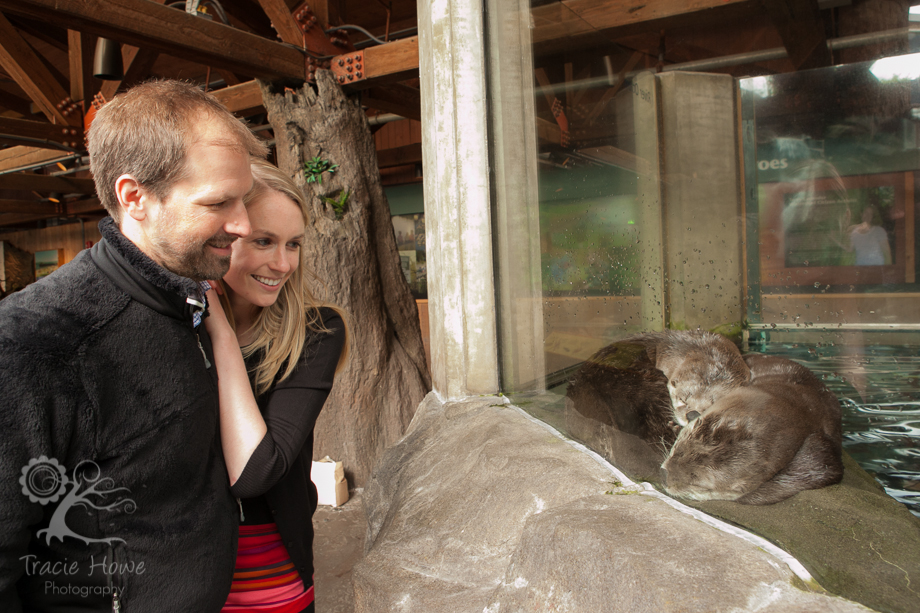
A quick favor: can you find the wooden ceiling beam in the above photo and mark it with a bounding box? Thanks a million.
[100,45,161,100]
[217,70,242,87]
[68,30,97,104]
[0,88,37,116]
[0,12,77,126]
[362,84,420,121]
[0,172,95,194]
[0,211,54,225]
[0,195,101,226]
[337,36,418,91]
[0,146,79,172]
[533,0,761,53]
[66,197,103,214]
[219,0,276,39]
[376,142,422,168]
[256,0,346,56]
[211,80,264,116]
[0,0,306,81]
[0,116,81,148]
[255,0,305,45]
[762,0,831,70]
[97,0,166,100]
[312,0,345,29]
[212,35,420,115]
[10,16,68,53]
[0,198,60,215]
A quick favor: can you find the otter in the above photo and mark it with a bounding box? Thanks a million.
[564,341,678,481]
[661,355,844,505]
[624,331,751,426]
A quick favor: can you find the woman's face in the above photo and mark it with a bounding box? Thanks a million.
[223,188,305,309]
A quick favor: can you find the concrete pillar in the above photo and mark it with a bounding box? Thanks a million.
[418,0,500,398]
[658,72,744,332]
[633,71,667,331]
[485,0,546,392]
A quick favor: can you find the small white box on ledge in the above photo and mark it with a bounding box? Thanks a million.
[311,456,349,507]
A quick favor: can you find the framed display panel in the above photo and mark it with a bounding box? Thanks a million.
[759,172,914,287]
[34,248,64,280]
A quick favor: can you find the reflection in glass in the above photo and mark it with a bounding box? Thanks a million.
[488,1,920,518]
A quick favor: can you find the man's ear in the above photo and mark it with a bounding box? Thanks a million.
[114,174,151,222]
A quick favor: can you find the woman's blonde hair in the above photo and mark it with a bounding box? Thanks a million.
[220,157,348,396]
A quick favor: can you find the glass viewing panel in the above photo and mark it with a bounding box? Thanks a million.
[488,0,920,519]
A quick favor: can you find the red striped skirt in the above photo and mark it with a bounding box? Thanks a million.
[222,523,314,613]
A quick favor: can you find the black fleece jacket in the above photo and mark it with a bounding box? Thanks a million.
[0,218,237,612]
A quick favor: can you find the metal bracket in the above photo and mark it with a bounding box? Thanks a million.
[292,2,319,33]
[331,50,365,85]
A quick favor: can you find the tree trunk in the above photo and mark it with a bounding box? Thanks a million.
[259,72,431,487]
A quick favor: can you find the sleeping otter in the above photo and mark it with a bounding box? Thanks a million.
[625,331,751,426]
[564,341,678,481]
[661,355,844,505]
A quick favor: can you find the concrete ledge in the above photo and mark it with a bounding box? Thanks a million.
[354,393,873,612]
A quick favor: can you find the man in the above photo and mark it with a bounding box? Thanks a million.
[0,80,267,612]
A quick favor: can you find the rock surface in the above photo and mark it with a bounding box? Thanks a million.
[353,393,872,613]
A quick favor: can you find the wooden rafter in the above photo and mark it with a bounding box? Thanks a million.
[362,84,420,121]
[257,0,347,56]
[96,0,166,100]
[584,51,643,124]
[67,30,95,104]
[67,197,104,214]
[310,0,345,29]
[0,195,103,226]
[376,142,421,168]
[218,0,276,39]
[0,12,77,125]
[0,212,58,225]
[211,81,264,116]
[0,172,95,194]
[0,0,306,81]
[217,70,242,87]
[762,0,831,70]
[255,0,304,45]
[100,46,161,100]
[357,36,417,88]
[11,16,67,53]
[209,36,420,117]
[0,116,81,149]
[0,146,78,172]
[532,0,760,49]
[0,88,33,116]
[0,199,60,215]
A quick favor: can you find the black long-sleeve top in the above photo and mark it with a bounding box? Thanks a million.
[229,307,345,579]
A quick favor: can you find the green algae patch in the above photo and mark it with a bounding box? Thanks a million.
[683,452,920,613]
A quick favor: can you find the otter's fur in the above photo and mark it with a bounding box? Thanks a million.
[661,355,844,505]
[566,341,676,448]
[625,331,751,426]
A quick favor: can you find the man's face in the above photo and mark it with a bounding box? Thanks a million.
[144,121,253,281]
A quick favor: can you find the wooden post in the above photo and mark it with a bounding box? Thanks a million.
[259,71,431,486]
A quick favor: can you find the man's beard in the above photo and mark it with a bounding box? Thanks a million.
[156,235,235,281]
[149,218,237,281]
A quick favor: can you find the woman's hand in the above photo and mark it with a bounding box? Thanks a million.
[205,287,235,339]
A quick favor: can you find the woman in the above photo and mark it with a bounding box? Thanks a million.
[205,158,347,613]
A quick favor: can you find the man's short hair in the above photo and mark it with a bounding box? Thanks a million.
[88,80,268,222]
